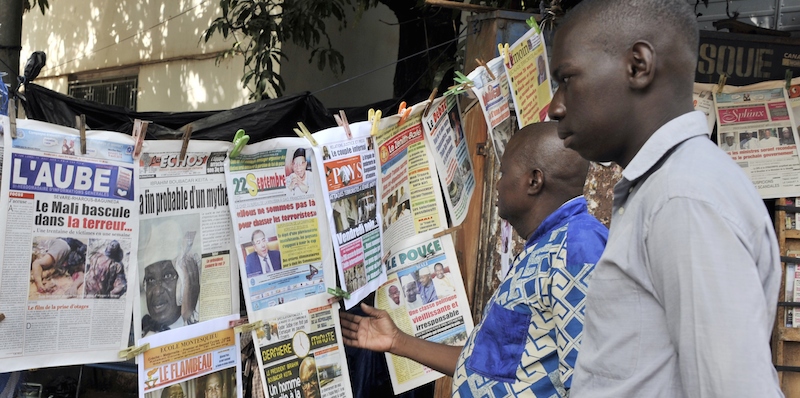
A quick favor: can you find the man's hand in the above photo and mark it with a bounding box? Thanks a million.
[340,303,403,353]
[340,302,464,376]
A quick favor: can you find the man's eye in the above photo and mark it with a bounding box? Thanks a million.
[144,277,155,284]
[164,273,178,281]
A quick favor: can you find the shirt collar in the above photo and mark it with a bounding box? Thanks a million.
[526,196,587,246]
[622,111,709,182]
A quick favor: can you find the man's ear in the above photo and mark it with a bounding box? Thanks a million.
[628,40,655,89]
[528,169,544,195]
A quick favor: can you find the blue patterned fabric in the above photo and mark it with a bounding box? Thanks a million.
[452,197,607,397]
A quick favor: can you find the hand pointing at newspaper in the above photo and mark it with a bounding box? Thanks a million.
[340,303,462,376]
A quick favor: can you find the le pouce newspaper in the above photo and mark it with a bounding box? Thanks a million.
[376,234,474,394]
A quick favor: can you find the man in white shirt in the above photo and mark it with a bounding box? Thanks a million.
[759,129,780,148]
[720,133,737,151]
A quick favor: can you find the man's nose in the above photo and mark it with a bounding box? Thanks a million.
[548,88,565,121]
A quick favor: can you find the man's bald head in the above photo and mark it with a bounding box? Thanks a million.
[498,122,589,238]
[505,122,589,200]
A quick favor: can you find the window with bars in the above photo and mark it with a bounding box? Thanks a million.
[68,75,139,111]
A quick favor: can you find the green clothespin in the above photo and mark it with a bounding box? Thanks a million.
[327,287,351,300]
[526,16,541,34]
[230,129,250,159]
[786,70,793,91]
[444,71,474,97]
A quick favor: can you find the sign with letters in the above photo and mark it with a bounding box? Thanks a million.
[697,30,800,86]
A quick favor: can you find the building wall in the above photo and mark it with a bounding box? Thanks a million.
[279,4,399,109]
[21,0,399,113]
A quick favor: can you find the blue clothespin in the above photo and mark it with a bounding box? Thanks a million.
[230,129,250,159]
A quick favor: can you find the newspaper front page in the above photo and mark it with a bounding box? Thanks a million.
[0,117,137,371]
[250,295,353,398]
[136,140,240,338]
[503,26,553,129]
[714,80,800,198]
[422,96,476,226]
[312,124,386,309]
[376,234,474,394]
[693,82,718,133]
[224,137,334,316]
[138,314,242,398]
[375,109,447,254]
[468,55,514,159]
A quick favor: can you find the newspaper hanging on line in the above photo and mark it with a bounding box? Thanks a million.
[250,295,353,398]
[693,82,718,133]
[468,55,514,159]
[376,233,474,394]
[502,26,553,129]
[136,140,240,338]
[375,106,447,254]
[224,137,334,316]
[713,80,800,198]
[0,117,137,372]
[422,96,476,226]
[311,124,386,309]
[138,314,242,398]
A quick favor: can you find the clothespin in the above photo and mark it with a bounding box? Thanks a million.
[397,101,412,126]
[433,224,462,239]
[75,114,87,155]
[333,110,353,140]
[526,16,541,34]
[178,125,193,162]
[422,88,439,117]
[118,343,150,360]
[498,43,510,66]
[230,129,250,159]
[786,70,793,91]
[131,119,149,158]
[293,122,319,146]
[716,73,727,94]
[368,109,382,137]
[475,58,496,81]
[234,319,266,339]
[444,71,474,97]
[8,101,17,138]
[327,287,351,304]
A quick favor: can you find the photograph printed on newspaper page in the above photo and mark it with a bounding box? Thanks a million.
[250,295,353,398]
[136,139,240,338]
[468,55,514,159]
[502,26,553,129]
[224,137,335,316]
[713,80,800,198]
[311,124,386,309]
[374,107,447,255]
[138,314,242,398]
[376,233,474,394]
[0,117,137,372]
[422,96,476,227]
[693,82,718,133]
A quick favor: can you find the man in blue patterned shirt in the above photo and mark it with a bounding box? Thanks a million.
[340,122,608,397]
